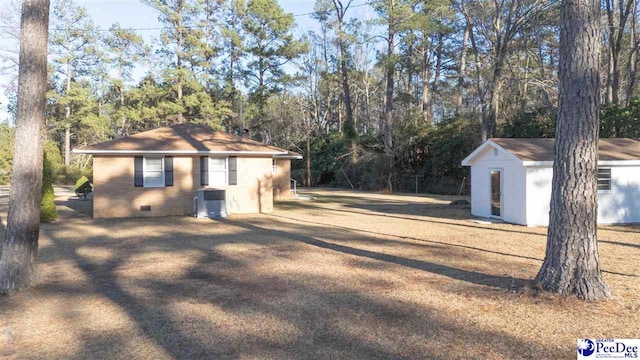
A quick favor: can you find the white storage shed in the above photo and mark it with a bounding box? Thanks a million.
[461,138,640,226]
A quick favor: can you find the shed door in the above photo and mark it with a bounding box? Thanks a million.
[490,169,502,217]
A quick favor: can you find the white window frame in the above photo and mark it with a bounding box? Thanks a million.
[208,156,228,186]
[143,156,165,188]
[597,167,612,192]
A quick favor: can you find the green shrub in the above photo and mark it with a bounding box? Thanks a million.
[0,123,14,185]
[44,140,63,169]
[40,153,58,223]
[601,98,640,138]
[53,165,92,185]
[498,108,555,138]
[74,175,90,192]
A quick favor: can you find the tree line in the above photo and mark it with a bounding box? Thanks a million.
[1,0,640,192]
[0,0,620,301]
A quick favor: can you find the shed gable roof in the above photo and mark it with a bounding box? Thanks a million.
[462,138,640,166]
[74,123,301,157]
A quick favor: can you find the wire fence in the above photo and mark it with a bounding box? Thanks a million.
[398,175,469,196]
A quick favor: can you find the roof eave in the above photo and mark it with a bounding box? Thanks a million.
[461,140,524,166]
[72,149,289,156]
[274,154,303,160]
[523,160,640,167]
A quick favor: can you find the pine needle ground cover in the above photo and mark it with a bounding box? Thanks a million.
[0,188,638,359]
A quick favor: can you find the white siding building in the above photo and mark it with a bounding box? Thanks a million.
[461,138,640,226]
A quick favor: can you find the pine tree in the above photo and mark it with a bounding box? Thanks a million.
[242,0,308,141]
[103,23,146,136]
[49,0,97,166]
[0,0,50,294]
[536,0,610,300]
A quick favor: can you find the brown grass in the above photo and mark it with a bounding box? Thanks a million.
[0,187,638,359]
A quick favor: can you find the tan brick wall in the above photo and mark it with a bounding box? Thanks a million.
[93,155,274,218]
[224,156,274,214]
[273,159,293,200]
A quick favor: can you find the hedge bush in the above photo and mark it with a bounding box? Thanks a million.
[53,165,92,185]
[40,153,58,223]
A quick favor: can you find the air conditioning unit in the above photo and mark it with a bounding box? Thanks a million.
[194,189,227,218]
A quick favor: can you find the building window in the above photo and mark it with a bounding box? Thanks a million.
[209,157,227,186]
[143,156,164,187]
[272,159,277,175]
[597,168,611,191]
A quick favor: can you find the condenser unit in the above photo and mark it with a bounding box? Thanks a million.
[194,189,227,218]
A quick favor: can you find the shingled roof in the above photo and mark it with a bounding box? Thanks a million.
[74,123,302,158]
[490,138,640,161]
[462,138,640,166]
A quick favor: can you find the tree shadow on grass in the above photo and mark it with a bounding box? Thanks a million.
[217,218,531,291]
[284,198,640,255]
[279,200,549,238]
[267,213,640,278]
[268,213,544,262]
[55,195,93,218]
[0,214,565,359]
[276,203,640,278]
[598,239,640,250]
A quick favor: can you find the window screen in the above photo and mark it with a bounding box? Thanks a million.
[209,157,227,186]
[597,168,611,191]
[144,157,164,187]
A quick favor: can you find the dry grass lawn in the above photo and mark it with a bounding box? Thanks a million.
[0,187,638,359]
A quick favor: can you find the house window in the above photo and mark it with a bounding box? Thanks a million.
[597,168,611,191]
[272,159,277,175]
[209,157,227,186]
[143,156,164,187]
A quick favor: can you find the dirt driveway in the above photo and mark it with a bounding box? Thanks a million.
[0,188,638,359]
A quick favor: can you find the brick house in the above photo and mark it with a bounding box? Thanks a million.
[73,123,302,219]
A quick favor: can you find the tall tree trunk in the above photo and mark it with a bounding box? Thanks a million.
[381,0,396,192]
[430,33,443,121]
[64,42,71,167]
[333,0,355,140]
[64,124,70,167]
[176,0,184,123]
[521,46,530,112]
[482,52,504,141]
[0,0,50,294]
[421,48,432,124]
[626,2,638,104]
[456,21,470,115]
[204,0,212,90]
[606,50,614,105]
[306,114,311,188]
[605,0,634,106]
[383,3,395,156]
[119,79,127,136]
[535,0,610,301]
[421,32,432,124]
[468,17,486,119]
[605,0,615,105]
[337,94,343,132]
